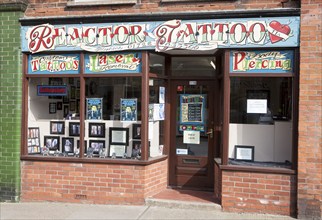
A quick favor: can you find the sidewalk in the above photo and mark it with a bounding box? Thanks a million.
[0,202,295,220]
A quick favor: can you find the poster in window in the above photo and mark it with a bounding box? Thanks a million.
[159,86,165,104]
[180,94,206,125]
[120,98,137,121]
[86,98,103,120]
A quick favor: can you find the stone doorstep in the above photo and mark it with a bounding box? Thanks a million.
[145,197,222,211]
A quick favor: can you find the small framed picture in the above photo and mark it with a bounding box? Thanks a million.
[57,102,63,110]
[109,127,129,145]
[89,140,105,155]
[50,121,65,134]
[70,101,76,111]
[69,122,80,136]
[62,137,74,154]
[44,136,60,151]
[49,102,57,114]
[63,105,69,118]
[109,144,126,157]
[132,124,141,139]
[131,140,141,157]
[234,145,255,162]
[89,123,105,137]
[70,86,76,99]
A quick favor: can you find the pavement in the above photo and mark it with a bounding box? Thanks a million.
[0,202,296,220]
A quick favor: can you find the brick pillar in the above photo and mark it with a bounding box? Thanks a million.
[0,1,27,202]
[298,1,322,219]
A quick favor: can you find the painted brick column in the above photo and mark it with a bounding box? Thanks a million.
[0,1,27,202]
[298,1,322,219]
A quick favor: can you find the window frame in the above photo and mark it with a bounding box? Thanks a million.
[221,49,299,171]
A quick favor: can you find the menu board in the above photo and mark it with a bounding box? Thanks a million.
[180,94,206,126]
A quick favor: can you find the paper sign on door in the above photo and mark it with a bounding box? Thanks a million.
[183,131,200,144]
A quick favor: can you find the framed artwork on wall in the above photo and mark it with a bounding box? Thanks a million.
[88,123,105,138]
[69,122,80,136]
[44,136,60,151]
[62,137,74,154]
[49,102,57,114]
[109,145,126,157]
[88,140,105,155]
[109,127,129,145]
[50,121,65,135]
[131,140,141,157]
[132,124,141,139]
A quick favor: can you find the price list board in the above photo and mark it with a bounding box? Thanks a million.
[180,94,206,126]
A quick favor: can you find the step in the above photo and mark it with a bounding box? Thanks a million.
[145,198,222,211]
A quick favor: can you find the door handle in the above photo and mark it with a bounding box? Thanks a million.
[206,128,213,138]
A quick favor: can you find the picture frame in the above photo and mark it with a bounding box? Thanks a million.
[49,102,57,114]
[57,101,63,110]
[132,124,141,139]
[234,145,255,162]
[70,86,76,99]
[109,127,129,145]
[27,127,41,154]
[88,140,105,155]
[131,140,141,157]
[109,144,126,157]
[70,100,76,111]
[89,123,105,137]
[63,105,69,118]
[77,140,87,153]
[62,137,74,154]
[69,122,80,136]
[44,136,60,151]
[50,121,65,135]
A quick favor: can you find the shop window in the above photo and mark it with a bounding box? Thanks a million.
[27,76,143,159]
[229,77,293,168]
[148,79,166,158]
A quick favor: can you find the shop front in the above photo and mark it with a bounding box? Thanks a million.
[20,15,300,215]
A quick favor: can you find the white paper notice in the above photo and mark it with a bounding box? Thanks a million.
[247,99,267,114]
[183,131,200,144]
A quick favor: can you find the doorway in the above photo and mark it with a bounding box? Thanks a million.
[169,80,217,190]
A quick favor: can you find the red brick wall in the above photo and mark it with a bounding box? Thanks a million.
[23,0,297,17]
[21,159,167,204]
[221,171,296,216]
[214,163,222,203]
[298,1,322,219]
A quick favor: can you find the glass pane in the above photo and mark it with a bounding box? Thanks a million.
[229,77,293,167]
[149,53,165,75]
[27,77,81,156]
[171,57,216,77]
[176,85,208,156]
[148,79,166,158]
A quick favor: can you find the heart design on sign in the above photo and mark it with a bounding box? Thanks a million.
[269,21,291,43]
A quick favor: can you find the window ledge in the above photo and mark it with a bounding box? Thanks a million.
[214,158,295,175]
[21,155,168,166]
[161,0,215,2]
[66,0,136,7]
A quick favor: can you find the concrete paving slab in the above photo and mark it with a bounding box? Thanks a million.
[0,202,296,220]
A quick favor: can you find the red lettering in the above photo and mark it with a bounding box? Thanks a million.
[262,60,268,68]
[230,23,247,43]
[116,55,124,63]
[29,25,54,53]
[114,26,129,44]
[73,60,79,70]
[248,22,266,43]
[249,61,255,69]
[31,60,39,71]
[99,55,107,65]
[233,51,246,71]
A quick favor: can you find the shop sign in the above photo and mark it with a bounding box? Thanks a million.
[85,52,141,73]
[28,54,80,74]
[21,17,300,53]
[37,85,67,96]
[230,50,294,73]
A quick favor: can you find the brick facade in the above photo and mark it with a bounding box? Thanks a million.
[298,1,322,219]
[0,1,26,202]
[21,159,168,204]
[221,171,296,216]
[1,0,320,219]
